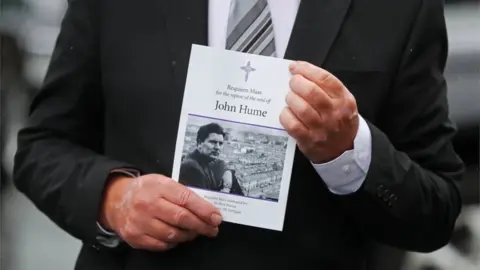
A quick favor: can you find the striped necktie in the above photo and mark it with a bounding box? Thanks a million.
[226,0,276,57]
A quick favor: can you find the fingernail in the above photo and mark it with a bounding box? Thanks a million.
[167,243,178,249]
[211,213,222,226]
[289,62,297,71]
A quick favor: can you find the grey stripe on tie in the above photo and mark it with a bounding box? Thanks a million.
[230,9,271,52]
[226,0,268,50]
[259,39,276,56]
[243,19,272,53]
[226,0,259,35]
[248,23,274,54]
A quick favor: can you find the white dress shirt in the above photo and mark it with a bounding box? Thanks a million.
[208,0,373,195]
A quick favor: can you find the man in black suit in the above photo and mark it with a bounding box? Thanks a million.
[13,0,464,269]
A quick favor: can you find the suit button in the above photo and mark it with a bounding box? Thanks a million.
[387,194,397,207]
[376,185,385,197]
[390,194,397,203]
[381,186,391,198]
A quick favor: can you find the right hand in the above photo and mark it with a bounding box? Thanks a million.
[99,174,222,251]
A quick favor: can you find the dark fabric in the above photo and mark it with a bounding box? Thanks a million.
[229,171,245,196]
[13,0,465,269]
[179,150,226,190]
[179,150,245,195]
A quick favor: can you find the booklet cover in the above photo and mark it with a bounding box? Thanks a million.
[171,44,296,231]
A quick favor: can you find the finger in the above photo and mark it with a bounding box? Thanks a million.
[279,107,310,143]
[142,217,199,243]
[130,235,177,252]
[153,198,219,237]
[289,74,333,114]
[158,177,223,227]
[285,91,322,129]
[289,61,344,97]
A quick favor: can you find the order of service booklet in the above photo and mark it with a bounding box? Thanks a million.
[171,44,296,231]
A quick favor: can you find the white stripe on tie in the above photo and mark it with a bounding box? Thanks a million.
[226,0,276,57]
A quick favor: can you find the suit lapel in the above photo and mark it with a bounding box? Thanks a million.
[165,0,209,91]
[285,0,351,66]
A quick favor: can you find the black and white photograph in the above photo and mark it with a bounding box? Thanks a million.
[178,114,289,202]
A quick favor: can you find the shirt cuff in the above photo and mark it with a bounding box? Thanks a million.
[95,168,140,248]
[311,115,372,195]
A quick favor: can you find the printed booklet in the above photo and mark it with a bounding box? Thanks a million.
[171,44,296,231]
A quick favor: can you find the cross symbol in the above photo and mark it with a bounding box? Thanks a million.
[240,61,256,82]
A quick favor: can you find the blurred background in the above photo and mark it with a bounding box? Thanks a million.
[0,0,478,269]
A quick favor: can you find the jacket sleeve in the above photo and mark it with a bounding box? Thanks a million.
[13,0,136,245]
[332,0,464,253]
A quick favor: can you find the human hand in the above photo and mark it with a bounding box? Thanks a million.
[99,174,222,251]
[280,61,360,164]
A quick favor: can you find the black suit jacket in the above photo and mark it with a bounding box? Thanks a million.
[13,0,464,269]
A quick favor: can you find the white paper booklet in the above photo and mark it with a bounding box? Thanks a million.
[171,44,296,231]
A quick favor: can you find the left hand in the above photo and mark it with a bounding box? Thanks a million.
[280,61,359,164]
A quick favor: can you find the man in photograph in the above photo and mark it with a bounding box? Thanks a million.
[179,122,243,195]
[13,0,464,269]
